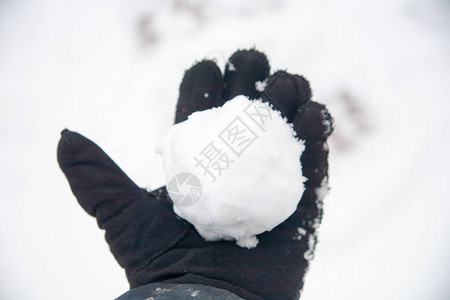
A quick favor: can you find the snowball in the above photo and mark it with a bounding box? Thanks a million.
[157,96,306,248]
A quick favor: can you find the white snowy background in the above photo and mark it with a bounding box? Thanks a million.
[0,0,449,299]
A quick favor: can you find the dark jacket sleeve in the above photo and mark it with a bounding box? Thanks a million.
[116,283,245,300]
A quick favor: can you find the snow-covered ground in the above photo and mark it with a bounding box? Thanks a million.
[0,0,449,299]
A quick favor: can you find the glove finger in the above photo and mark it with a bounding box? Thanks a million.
[283,144,329,231]
[58,130,191,274]
[175,60,224,124]
[300,141,329,189]
[223,49,270,101]
[293,101,334,141]
[261,71,311,123]
[57,129,142,218]
[284,104,333,229]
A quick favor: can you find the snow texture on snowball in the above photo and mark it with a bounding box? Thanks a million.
[156,96,306,248]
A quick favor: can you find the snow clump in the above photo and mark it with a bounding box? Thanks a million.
[157,95,306,248]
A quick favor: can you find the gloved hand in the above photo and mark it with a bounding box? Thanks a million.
[57,49,333,300]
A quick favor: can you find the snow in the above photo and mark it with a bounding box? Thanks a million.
[304,234,317,261]
[320,110,333,137]
[294,227,307,241]
[315,177,329,210]
[226,61,236,71]
[157,96,305,248]
[0,0,449,299]
[255,80,268,92]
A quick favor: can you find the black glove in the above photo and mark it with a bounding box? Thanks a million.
[57,49,333,300]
